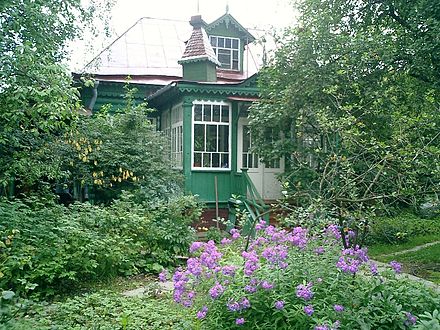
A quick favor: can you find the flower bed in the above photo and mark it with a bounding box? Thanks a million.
[162,222,440,329]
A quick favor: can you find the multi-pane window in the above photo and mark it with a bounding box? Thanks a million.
[161,105,183,168]
[193,101,230,170]
[242,125,258,169]
[210,36,240,70]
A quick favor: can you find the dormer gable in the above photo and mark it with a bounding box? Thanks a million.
[205,13,256,73]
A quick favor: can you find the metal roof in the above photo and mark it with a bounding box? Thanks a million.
[80,16,269,85]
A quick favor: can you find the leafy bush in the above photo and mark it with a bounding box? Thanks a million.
[367,212,440,244]
[0,194,200,297]
[167,222,439,329]
[6,290,189,330]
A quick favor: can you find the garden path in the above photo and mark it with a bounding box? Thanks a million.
[377,240,440,258]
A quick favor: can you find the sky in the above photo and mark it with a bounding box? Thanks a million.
[69,0,297,70]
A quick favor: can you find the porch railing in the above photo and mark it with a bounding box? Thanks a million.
[228,169,270,235]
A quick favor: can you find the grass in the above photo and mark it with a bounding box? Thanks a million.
[368,234,440,257]
[375,242,440,285]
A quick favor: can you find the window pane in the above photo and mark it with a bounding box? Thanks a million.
[221,105,229,122]
[232,60,239,70]
[225,38,231,48]
[207,124,217,152]
[221,153,229,168]
[232,50,238,60]
[210,36,217,47]
[203,104,211,121]
[203,153,211,167]
[194,153,202,167]
[194,124,205,151]
[218,37,224,47]
[194,104,202,121]
[232,39,239,49]
[212,153,220,168]
[219,125,229,152]
[243,125,250,152]
[213,105,220,122]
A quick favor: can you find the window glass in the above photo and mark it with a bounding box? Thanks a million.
[209,35,240,71]
[193,102,230,169]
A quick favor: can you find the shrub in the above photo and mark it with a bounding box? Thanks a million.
[0,194,200,297]
[167,222,439,329]
[367,212,440,244]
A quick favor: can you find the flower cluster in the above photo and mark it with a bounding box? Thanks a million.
[296,282,314,300]
[336,246,369,274]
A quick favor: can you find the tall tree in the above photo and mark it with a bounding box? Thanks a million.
[250,0,440,243]
[0,0,113,193]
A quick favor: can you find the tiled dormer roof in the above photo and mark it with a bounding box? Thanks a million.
[178,15,220,66]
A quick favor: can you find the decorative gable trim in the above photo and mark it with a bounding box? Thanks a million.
[206,13,255,44]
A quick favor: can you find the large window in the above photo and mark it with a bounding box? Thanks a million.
[192,101,230,170]
[209,36,240,70]
[161,104,183,168]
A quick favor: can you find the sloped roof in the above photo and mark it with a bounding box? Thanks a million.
[80,16,269,85]
[178,16,220,66]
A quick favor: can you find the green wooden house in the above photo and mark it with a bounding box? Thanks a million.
[79,12,283,216]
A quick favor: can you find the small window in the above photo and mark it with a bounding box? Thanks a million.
[209,35,240,70]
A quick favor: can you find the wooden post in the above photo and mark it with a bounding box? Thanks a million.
[214,176,219,229]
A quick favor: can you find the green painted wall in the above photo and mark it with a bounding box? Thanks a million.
[182,61,217,82]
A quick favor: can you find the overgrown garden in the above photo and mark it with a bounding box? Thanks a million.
[1,0,440,329]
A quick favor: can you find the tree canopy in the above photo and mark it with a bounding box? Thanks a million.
[250,0,440,238]
[0,0,112,194]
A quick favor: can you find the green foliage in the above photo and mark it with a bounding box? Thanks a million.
[250,0,440,239]
[173,224,439,329]
[0,194,200,297]
[5,290,189,330]
[367,213,440,244]
[0,0,113,195]
[50,87,182,203]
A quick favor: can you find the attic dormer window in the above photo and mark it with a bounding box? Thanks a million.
[210,36,240,70]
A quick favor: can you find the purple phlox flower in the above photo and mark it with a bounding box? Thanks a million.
[200,241,222,269]
[296,283,313,300]
[242,250,260,276]
[196,306,208,319]
[315,325,329,330]
[369,261,379,276]
[270,229,288,243]
[314,246,325,255]
[158,269,168,282]
[222,265,237,277]
[288,226,308,248]
[250,236,268,249]
[304,305,314,316]
[182,300,193,307]
[262,244,289,268]
[326,224,341,240]
[187,257,202,276]
[261,280,274,290]
[244,285,256,293]
[404,312,417,326]
[187,290,196,299]
[227,300,241,312]
[230,228,241,240]
[240,297,251,309]
[274,300,285,310]
[333,304,344,312]
[337,246,369,274]
[389,260,402,274]
[332,320,341,329]
[221,237,232,245]
[209,282,225,299]
[255,219,267,230]
[236,318,245,325]
[316,277,323,283]
[264,225,276,237]
[189,241,204,253]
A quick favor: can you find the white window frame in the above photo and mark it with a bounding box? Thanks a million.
[161,104,183,169]
[191,100,231,171]
[209,35,240,71]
